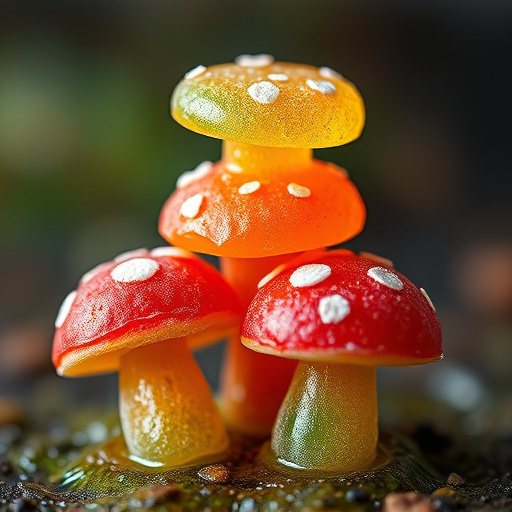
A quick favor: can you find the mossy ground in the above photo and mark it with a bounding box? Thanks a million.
[2,414,512,512]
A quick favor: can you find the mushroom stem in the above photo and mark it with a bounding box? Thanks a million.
[119,338,228,467]
[272,362,378,472]
[219,255,299,435]
[219,140,315,435]
[223,140,312,171]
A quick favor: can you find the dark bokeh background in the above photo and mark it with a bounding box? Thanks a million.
[1,1,511,433]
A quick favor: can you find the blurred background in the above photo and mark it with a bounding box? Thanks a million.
[1,0,511,437]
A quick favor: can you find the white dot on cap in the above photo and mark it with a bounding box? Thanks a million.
[420,288,436,312]
[248,81,280,104]
[287,183,311,197]
[55,290,77,328]
[319,66,343,79]
[268,73,289,81]
[306,79,336,95]
[111,258,159,283]
[235,54,274,67]
[290,264,332,288]
[184,65,206,79]
[176,161,212,188]
[367,267,404,291]
[318,294,350,324]
[238,181,260,195]
[150,247,192,259]
[183,97,226,124]
[226,163,243,173]
[179,193,204,218]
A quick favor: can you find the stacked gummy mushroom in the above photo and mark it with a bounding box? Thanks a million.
[160,54,367,435]
[52,54,443,475]
[160,54,442,471]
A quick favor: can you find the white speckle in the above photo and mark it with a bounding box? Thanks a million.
[111,258,159,283]
[290,264,331,288]
[248,81,280,104]
[420,288,436,312]
[176,161,212,188]
[226,162,243,173]
[56,367,64,376]
[150,246,192,259]
[55,290,77,328]
[184,65,206,79]
[238,181,260,195]
[318,294,350,324]
[367,266,404,291]
[114,248,148,262]
[319,66,343,79]
[287,183,311,197]
[235,54,274,67]
[233,149,242,158]
[179,193,204,218]
[268,73,289,81]
[184,96,227,124]
[345,342,358,351]
[306,79,336,95]
[360,252,394,268]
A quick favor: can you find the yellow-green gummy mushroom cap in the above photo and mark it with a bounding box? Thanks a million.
[171,55,365,149]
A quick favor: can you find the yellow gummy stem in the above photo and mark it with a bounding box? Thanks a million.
[119,339,228,467]
[223,141,312,171]
[272,362,378,472]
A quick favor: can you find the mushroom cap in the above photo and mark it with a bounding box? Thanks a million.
[171,56,365,148]
[159,160,365,258]
[52,247,241,377]
[242,250,442,366]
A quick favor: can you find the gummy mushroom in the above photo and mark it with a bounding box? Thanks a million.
[52,247,240,467]
[242,250,442,472]
[160,55,366,434]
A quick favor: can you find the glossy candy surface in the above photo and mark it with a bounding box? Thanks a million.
[53,247,240,376]
[242,250,442,365]
[159,160,365,258]
[119,339,229,467]
[172,57,365,148]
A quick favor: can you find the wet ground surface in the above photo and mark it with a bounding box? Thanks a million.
[2,414,512,512]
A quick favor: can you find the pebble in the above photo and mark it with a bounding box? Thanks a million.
[446,472,465,485]
[197,463,230,483]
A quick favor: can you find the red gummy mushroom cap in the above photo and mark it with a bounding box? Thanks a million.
[242,250,442,366]
[53,247,241,377]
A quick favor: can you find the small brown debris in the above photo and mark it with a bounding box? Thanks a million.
[432,486,456,497]
[383,492,434,512]
[198,463,231,483]
[447,472,465,486]
[133,484,180,506]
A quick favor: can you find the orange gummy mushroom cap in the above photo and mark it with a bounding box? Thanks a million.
[171,56,365,148]
[159,161,365,258]
[52,247,241,377]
